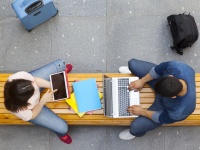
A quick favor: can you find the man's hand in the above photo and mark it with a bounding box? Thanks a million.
[128,79,145,92]
[127,105,144,116]
[128,73,154,92]
[127,105,155,120]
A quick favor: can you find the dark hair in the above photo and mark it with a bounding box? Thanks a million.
[154,76,183,97]
[4,79,35,112]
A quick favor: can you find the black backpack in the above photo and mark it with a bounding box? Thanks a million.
[167,13,199,55]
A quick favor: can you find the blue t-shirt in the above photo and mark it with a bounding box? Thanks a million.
[149,61,196,124]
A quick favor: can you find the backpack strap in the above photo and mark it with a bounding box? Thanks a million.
[170,45,184,55]
[177,50,183,55]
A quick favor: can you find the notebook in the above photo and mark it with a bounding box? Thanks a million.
[65,91,103,117]
[73,78,102,113]
[50,71,70,101]
[103,75,140,118]
[65,93,85,117]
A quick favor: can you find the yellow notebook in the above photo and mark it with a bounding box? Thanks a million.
[65,92,103,117]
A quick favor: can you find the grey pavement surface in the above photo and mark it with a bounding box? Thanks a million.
[1,0,200,150]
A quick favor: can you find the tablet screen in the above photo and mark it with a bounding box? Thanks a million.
[50,72,68,101]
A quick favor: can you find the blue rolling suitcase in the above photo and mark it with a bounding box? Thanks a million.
[12,0,58,32]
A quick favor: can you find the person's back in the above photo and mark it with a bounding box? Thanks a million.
[154,61,196,123]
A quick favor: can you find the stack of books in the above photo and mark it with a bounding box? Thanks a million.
[65,78,102,117]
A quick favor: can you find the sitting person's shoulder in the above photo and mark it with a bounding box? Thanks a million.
[168,61,193,69]
[8,71,34,82]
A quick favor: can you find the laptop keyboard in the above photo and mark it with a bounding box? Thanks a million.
[118,78,130,116]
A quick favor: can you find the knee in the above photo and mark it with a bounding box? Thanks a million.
[62,122,69,133]
[128,59,137,66]
[130,120,139,135]
[130,120,146,137]
[58,121,68,134]
[128,58,137,73]
[53,59,66,72]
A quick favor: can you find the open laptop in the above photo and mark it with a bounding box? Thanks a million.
[103,75,140,118]
[50,71,70,101]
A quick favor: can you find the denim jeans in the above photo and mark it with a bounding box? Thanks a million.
[128,59,163,137]
[28,59,68,137]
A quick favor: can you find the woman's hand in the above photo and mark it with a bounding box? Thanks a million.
[40,89,58,104]
[31,89,58,119]
[128,79,145,92]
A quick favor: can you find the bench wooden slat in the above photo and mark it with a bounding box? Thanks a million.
[2,97,200,104]
[0,119,200,126]
[2,107,200,115]
[1,113,200,120]
[0,113,200,126]
[1,85,200,93]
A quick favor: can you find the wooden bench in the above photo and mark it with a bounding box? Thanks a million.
[0,73,200,126]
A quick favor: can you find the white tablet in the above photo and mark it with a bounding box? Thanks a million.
[50,71,70,101]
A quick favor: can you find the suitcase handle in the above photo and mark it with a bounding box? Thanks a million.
[25,1,43,14]
[33,11,41,16]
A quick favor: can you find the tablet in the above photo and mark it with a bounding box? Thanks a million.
[50,71,70,101]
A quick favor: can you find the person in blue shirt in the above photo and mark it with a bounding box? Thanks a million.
[119,59,196,140]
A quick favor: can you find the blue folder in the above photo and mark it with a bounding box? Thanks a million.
[73,78,102,113]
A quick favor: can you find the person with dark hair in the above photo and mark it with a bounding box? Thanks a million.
[4,59,73,144]
[4,79,35,112]
[118,59,196,140]
[154,76,183,97]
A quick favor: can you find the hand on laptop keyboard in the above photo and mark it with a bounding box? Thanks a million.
[128,79,144,92]
[127,105,144,116]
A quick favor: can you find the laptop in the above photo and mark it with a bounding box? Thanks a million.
[103,75,140,118]
[50,71,70,101]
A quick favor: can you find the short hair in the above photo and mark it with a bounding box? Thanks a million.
[4,79,35,112]
[154,76,183,97]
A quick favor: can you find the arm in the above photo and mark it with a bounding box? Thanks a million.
[128,73,154,91]
[128,61,172,91]
[31,89,57,119]
[140,73,154,83]
[128,105,178,124]
[31,100,46,119]
[34,77,51,88]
